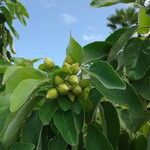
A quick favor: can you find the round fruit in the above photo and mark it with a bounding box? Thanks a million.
[79,79,89,88]
[46,88,58,100]
[44,57,55,69]
[62,63,70,69]
[72,85,82,95]
[54,75,64,85]
[70,63,80,74]
[58,83,69,95]
[68,75,79,85]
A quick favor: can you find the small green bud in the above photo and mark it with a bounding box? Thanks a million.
[54,75,64,85]
[68,75,79,85]
[70,63,80,74]
[62,63,72,74]
[79,79,90,88]
[72,85,82,95]
[44,57,55,69]
[62,63,70,69]
[58,83,69,95]
[67,92,76,102]
[65,56,74,65]
[46,88,58,100]
[65,82,72,90]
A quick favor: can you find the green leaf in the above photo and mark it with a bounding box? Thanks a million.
[0,140,6,150]
[120,109,150,131]
[66,36,85,64]
[118,130,131,150]
[83,41,112,64]
[138,8,150,34]
[89,60,126,90]
[3,66,47,94]
[0,5,19,38]
[91,77,143,111]
[53,110,78,145]
[0,60,11,73]
[48,134,68,150]
[101,101,120,149]
[7,30,16,54]
[107,26,137,62]
[140,123,150,137]
[0,92,10,132]
[70,99,81,114]
[2,66,23,85]
[15,10,26,26]
[131,134,148,150]
[58,96,72,111]
[39,100,59,125]
[21,112,42,146]
[0,96,43,148]
[74,109,84,133]
[90,0,118,8]
[132,75,150,101]
[12,57,41,66]
[4,0,15,15]
[18,1,29,18]
[90,0,134,7]
[89,88,103,106]
[0,6,12,25]
[10,79,47,112]
[8,25,19,39]
[86,122,114,150]
[105,28,127,45]
[10,143,35,150]
[123,38,150,80]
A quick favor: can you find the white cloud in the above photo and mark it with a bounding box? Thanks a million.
[82,25,103,42]
[60,13,77,24]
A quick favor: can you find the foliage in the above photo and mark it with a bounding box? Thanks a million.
[0,0,29,61]
[107,7,138,31]
[0,0,149,150]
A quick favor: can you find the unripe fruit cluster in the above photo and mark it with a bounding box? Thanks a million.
[46,56,90,102]
[39,57,55,71]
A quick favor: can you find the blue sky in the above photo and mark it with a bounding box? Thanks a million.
[14,0,127,65]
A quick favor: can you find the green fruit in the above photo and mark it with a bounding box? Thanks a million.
[46,88,58,99]
[72,85,82,95]
[138,8,150,34]
[68,75,79,85]
[62,63,70,69]
[58,83,69,95]
[70,63,80,74]
[67,92,76,102]
[65,82,72,90]
[79,79,90,88]
[54,75,64,85]
[65,56,74,65]
[44,57,55,69]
